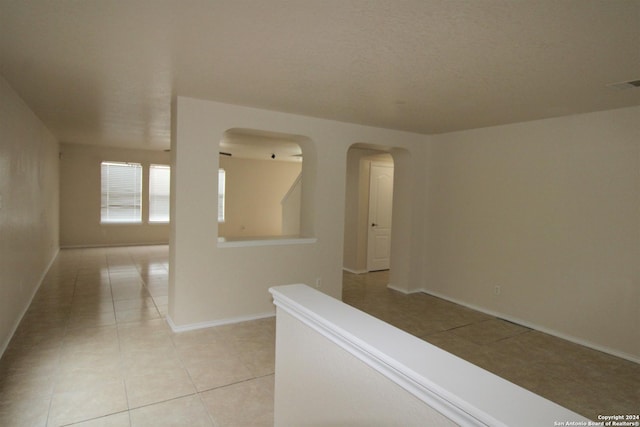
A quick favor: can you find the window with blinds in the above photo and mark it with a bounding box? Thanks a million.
[101,161,142,223]
[218,169,225,222]
[149,164,170,223]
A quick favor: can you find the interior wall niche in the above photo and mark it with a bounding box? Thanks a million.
[218,128,312,240]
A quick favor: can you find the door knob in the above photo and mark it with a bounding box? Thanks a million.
[371,223,377,227]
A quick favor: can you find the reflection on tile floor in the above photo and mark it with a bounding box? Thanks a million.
[2,246,637,425]
[0,246,274,427]
[343,270,640,421]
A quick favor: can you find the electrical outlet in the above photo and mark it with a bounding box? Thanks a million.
[494,285,502,295]
[315,278,322,289]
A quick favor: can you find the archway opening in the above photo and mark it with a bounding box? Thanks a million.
[343,145,395,274]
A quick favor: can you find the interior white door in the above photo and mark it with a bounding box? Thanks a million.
[367,163,394,271]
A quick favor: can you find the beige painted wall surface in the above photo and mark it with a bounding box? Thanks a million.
[425,106,640,360]
[59,143,170,247]
[218,156,301,238]
[0,76,59,355]
[170,97,426,327]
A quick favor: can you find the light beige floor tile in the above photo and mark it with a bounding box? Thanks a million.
[0,396,50,427]
[129,395,213,427]
[4,327,65,352]
[184,355,253,392]
[62,326,120,354]
[170,328,223,350]
[0,372,55,403]
[175,341,238,368]
[125,367,196,409]
[145,279,168,288]
[231,334,276,354]
[0,346,61,377]
[48,380,128,426]
[119,331,174,354]
[201,375,274,427]
[115,307,160,324]
[67,411,131,426]
[109,276,142,284]
[156,304,168,316]
[146,287,168,298]
[238,348,275,377]
[449,318,531,345]
[31,295,74,308]
[67,310,117,329]
[151,296,168,306]
[70,301,116,315]
[215,318,275,342]
[113,297,156,312]
[74,277,110,287]
[71,294,115,307]
[73,285,112,298]
[121,348,184,377]
[421,331,493,366]
[111,288,150,302]
[18,311,69,330]
[117,318,170,336]
[55,362,123,393]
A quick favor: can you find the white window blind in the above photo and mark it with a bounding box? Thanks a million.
[218,169,225,222]
[101,161,142,223]
[149,164,171,223]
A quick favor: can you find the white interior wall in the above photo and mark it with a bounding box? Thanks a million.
[0,76,59,355]
[169,97,426,328]
[424,106,640,361]
[274,308,458,427]
[59,143,170,247]
[281,173,302,236]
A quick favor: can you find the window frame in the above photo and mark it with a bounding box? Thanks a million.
[148,164,171,223]
[100,161,143,224]
[218,168,225,223]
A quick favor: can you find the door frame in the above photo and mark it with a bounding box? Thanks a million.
[343,144,416,293]
[366,162,394,271]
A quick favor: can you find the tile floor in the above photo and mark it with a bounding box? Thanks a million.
[0,245,274,427]
[343,270,640,421]
[1,245,637,425]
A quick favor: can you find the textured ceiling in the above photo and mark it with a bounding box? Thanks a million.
[1,0,639,150]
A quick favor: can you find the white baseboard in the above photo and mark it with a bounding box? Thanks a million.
[166,311,275,333]
[60,242,169,249]
[342,267,368,274]
[387,283,424,295]
[419,288,640,365]
[0,247,60,358]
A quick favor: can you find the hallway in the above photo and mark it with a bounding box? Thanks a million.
[0,246,274,426]
[1,245,637,425]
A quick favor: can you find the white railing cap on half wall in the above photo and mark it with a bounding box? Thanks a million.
[270,284,591,427]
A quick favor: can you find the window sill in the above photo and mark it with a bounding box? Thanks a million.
[100,221,143,226]
[217,236,317,248]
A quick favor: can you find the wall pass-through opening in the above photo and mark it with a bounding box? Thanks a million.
[217,128,315,243]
